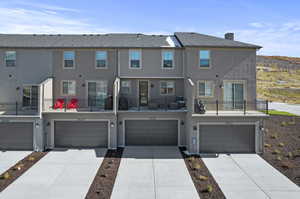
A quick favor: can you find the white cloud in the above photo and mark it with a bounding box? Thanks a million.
[249,22,264,28]
[231,22,300,57]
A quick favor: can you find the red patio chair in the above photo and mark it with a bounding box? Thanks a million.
[67,98,78,109]
[53,99,65,109]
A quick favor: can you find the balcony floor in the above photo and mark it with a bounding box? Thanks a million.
[43,108,114,113]
[119,106,188,112]
[192,110,268,117]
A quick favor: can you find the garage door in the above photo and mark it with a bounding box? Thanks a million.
[54,121,108,148]
[199,125,255,153]
[125,120,178,146]
[0,122,33,150]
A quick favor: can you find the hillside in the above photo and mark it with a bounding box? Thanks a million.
[256,56,300,104]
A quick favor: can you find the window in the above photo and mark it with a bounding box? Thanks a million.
[23,86,38,109]
[121,81,131,94]
[199,50,210,68]
[62,81,76,96]
[162,51,174,68]
[129,50,141,68]
[160,81,175,95]
[87,81,107,108]
[198,81,214,97]
[63,51,75,68]
[5,51,16,67]
[96,51,107,68]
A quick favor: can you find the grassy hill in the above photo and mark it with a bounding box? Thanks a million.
[257,56,300,104]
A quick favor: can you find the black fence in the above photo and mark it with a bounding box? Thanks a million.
[0,102,38,115]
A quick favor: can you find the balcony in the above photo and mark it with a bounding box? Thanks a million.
[0,102,39,116]
[193,99,269,116]
[43,97,114,113]
[118,96,187,112]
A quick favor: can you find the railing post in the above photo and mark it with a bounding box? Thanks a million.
[165,97,167,111]
[16,102,18,115]
[64,98,67,112]
[216,100,218,115]
[266,100,269,115]
[243,100,246,115]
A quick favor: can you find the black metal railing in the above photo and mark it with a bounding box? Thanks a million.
[0,101,38,116]
[118,95,186,111]
[194,99,268,115]
[43,97,114,112]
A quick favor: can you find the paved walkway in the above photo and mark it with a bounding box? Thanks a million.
[203,154,300,199]
[0,149,106,199]
[0,151,31,174]
[269,102,300,116]
[111,146,199,199]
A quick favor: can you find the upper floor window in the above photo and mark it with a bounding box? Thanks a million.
[121,80,131,94]
[160,81,175,95]
[62,80,76,96]
[198,81,214,97]
[162,51,174,69]
[63,51,75,69]
[5,51,16,67]
[199,50,210,68]
[96,51,107,68]
[129,50,141,69]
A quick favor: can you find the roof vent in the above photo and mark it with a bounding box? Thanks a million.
[225,33,234,40]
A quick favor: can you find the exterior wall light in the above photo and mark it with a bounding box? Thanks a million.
[110,122,115,128]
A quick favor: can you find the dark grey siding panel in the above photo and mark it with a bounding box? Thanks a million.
[125,120,178,146]
[199,125,255,153]
[0,123,33,150]
[54,121,108,148]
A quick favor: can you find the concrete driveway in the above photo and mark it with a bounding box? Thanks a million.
[269,102,300,116]
[203,154,300,199]
[0,151,31,174]
[111,146,199,199]
[0,149,106,199]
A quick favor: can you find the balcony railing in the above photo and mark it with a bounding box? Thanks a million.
[194,99,268,115]
[118,96,187,111]
[43,97,113,112]
[0,102,39,116]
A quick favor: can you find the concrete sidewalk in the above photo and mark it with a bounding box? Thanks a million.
[203,154,300,199]
[111,146,199,199]
[0,149,106,199]
[0,151,31,174]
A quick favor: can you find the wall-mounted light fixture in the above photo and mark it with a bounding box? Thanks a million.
[82,83,85,87]
[151,83,154,88]
[181,120,185,126]
[35,122,40,128]
[119,121,122,125]
[110,122,115,128]
[46,122,51,126]
[193,125,197,131]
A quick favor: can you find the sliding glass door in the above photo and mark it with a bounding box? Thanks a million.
[224,81,244,110]
[22,86,38,109]
[87,81,107,108]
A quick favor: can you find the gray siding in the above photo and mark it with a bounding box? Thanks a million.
[119,48,184,78]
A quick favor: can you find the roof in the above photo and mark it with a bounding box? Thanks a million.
[174,32,261,49]
[0,34,181,48]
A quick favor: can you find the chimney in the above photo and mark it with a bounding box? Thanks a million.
[225,33,234,40]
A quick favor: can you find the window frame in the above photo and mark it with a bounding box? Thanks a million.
[63,51,75,69]
[61,80,76,96]
[5,51,17,67]
[121,80,131,94]
[161,50,175,69]
[160,81,175,96]
[197,80,214,97]
[95,51,108,69]
[129,49,142,69]
[199,50,211,69]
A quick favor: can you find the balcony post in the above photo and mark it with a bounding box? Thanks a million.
[216,100,218,115]
[64,98,67,112]
[243,100,246,115]
[16,102,18,115]
[266,100,269,115]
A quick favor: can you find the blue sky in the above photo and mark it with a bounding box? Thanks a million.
[0,0,299,56]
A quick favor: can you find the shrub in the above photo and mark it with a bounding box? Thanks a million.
[192,163,201,170]
[281,162,294,169]
[264,143,272,148]
[28,156,35,161]
[278,143,285,147]
[276,156,282,161]
[272,149,281,155]
[270,134,278,139]
[202,185,213,193]
[281,121,287,126]
[287,152,294,159]
[198,175,208,181]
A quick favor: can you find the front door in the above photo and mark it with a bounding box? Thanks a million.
[139,81,149,106]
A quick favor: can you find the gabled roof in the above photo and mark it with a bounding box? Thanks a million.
[0,34,181,48]
[174,32,261,49]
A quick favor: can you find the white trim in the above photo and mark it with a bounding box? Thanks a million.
[129,49,142,69]
[123,118,181,147]
[159,80,175,96]
[197,80,215,98]
[137,80,150,105]
[50,119,111,149]
[95,51,108,69]
[161,50,175,69]
[197,122,258,154]
[61,80,76,96]
[63,51,75,69]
